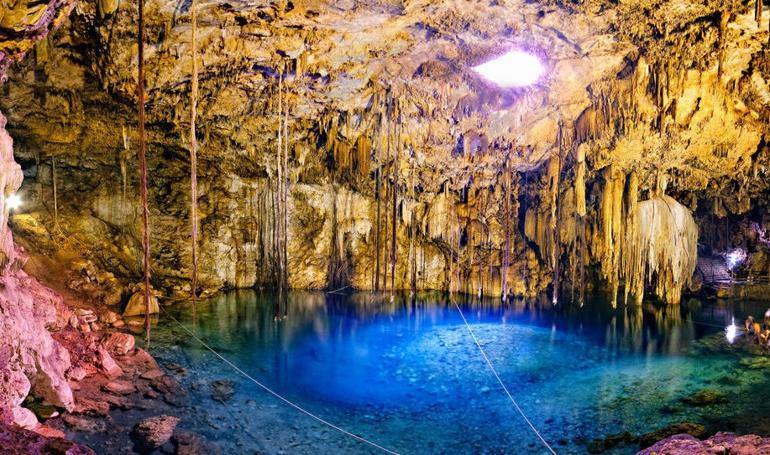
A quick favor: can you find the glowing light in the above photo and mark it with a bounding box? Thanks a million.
[724,248,746,270]
[726,317,737,344]
[6,194,21,211]
[472,50,544,88]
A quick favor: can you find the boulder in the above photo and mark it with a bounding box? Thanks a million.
[639,432,770,455]
[131,415,180,453]
[122,292,159,317]
[638,422,707,448]
[95,347,122,378]
[680,389,727,407]
[173,430,221,455]
[102,380,136,396]
[210,380,235,403]
[102,332,135,356]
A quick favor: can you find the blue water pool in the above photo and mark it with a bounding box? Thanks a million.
[143,291,770,454]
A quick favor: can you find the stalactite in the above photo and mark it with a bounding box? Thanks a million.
[551,121,564,305]
[390,98,399,298]
[383,105,391,294]
[120,125,129,229]
[756,0,763,25]
[276,72,283,296]
[501,162,511,301]
[51,156,58,229]
[283,75,290,293]
[137,0,152,342]
[374,110,382,292]
[622,171,639,305]
[189,0,199,303]
[575,144,587,305]
[447,182,454,295]
[623,195,698,305]
[409,148,416,295]
[598,165,625,307]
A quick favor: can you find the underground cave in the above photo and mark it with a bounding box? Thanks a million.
[1,0,770,453]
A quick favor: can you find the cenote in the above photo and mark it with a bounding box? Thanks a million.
[4,0,770,453]
[76,291,770,454]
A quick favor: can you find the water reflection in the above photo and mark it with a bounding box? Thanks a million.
[170,290,750,362]
[152,291,770,454]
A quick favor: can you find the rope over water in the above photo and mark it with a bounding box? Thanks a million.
[452,300,557,455]
[158,305,401,455]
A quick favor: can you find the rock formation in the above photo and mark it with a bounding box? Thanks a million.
[2,0,762,305]
[1,0,770,306]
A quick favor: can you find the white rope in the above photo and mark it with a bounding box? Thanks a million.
[452,301,557,455]
[159,307,401,455]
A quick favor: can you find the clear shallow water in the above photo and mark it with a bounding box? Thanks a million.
[146,291,770,454]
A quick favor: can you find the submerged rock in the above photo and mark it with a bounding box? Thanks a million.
[130,415,180,453]
[210,380,235,403]
[172,430,221,455]
[637,422,707,449]
[680,389,728,407]
[587,431,635,453]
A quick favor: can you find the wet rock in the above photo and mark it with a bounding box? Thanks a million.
[32,424,65,439]
[587,431,635,453]
[62,414,107,433]
[99,310,120,325]
[140,369,165,380]
[680,389,727,407]
[210,380,235,403]
[639,432,770,454]
[95,346,122,378]
[0,423,95,455]
[12,407,39,429]
[73,397,110,416]
[165,362,188,375]
[131,415,180,453]
[123,292,159,317]
[638,422,707,448]
[102,332,135,357]
[102,380,136,396]
[172,430,221,455]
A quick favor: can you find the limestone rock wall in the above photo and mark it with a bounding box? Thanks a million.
[0,0,769,305]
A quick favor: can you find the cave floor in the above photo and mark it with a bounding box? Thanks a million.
[66,291,770,454]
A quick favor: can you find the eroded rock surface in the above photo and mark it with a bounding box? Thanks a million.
[0,0,766,305]
[638,432,770,455]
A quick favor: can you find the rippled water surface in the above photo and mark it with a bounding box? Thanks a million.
[144,291,770,454]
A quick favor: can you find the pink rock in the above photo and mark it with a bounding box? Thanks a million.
[640,432,770,455]
[131,415,180,452]
[102,332,135,357]
[32,424,65,439]
[140,369,165,380]
[102,380,136,396]
[11,407,38,429]
[95,347,122,378]
[0,423,95,455]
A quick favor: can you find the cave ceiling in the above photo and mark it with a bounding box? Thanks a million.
[1,0,769,207]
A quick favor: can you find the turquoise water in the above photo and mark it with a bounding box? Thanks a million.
[146,291,770,454]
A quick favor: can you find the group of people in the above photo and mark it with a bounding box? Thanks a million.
[744,311,770,345]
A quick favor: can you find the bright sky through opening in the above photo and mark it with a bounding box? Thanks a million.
[473,51,544,87]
